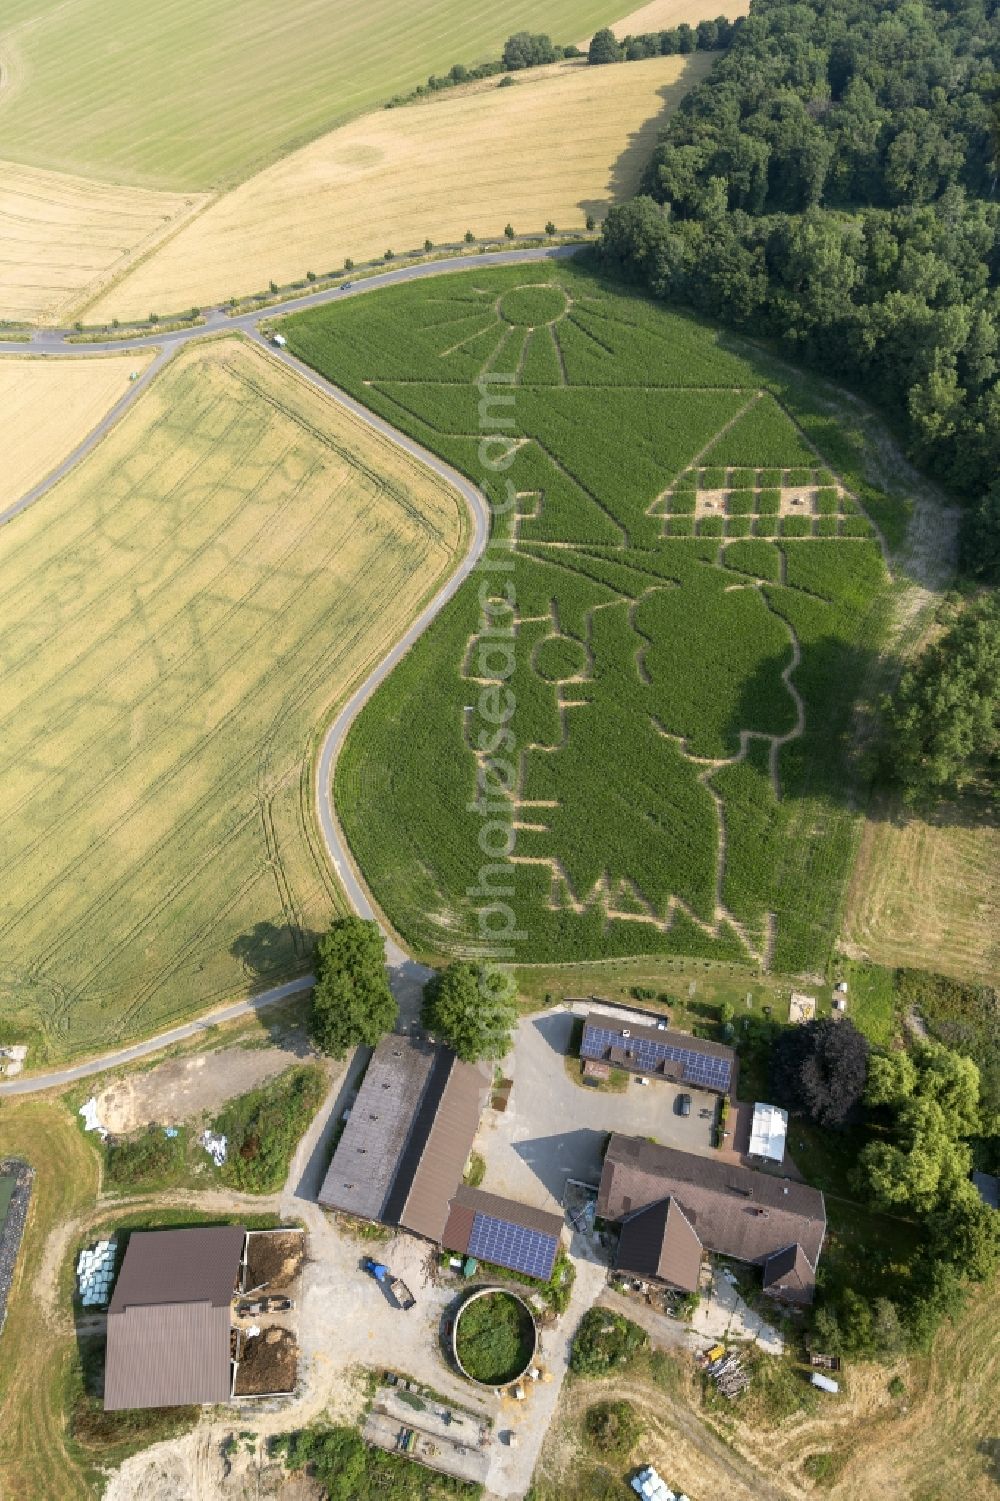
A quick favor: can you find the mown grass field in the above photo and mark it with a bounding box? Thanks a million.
[0,336,466,1061]
[0,0,627,189]
[284,260,903,975]
[87,55,711,324]
[0,161,206,322]
[842,797,999,985]
[0,352,155,507]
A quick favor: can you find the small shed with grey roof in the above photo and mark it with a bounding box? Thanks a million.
[973,1171,999,1211]
[104,1225,245,1410]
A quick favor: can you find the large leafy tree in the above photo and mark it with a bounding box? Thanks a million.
[422,961,518,1063]
[309,916,397,1059]
[588,27,622,65]
[883,597,999,802]
[769,1016,870,1127]
[859,1097,972,1211]
[502,31,556,70]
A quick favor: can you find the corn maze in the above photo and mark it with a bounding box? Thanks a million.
[0,338,465,1059]
[285,262,899,974]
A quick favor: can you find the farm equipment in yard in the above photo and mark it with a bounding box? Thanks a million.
[362,1258,416,1310]
[237,1295,295,1317]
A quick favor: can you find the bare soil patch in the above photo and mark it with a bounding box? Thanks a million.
[589,0,750,45]
[243,1230,306,1294]
[234,1326,298,1396]
[95,1044,313,1133]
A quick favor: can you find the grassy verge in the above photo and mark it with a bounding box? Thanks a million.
[0,1099,101,1501]
[216,1064,327,1193]
[274,1422,481,1498]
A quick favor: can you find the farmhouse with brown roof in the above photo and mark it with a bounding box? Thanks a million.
[598,1134,825,1304]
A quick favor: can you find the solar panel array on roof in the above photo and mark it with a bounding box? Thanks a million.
[466,1212,559,1280]
[581,1023,732,1091]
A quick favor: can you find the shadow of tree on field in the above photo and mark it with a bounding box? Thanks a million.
[579,61,715,224]
[230,920,319,978]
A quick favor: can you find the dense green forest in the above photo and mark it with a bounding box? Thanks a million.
[597,0,1000,579]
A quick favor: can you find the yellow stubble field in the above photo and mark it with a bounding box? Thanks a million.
[0,352,156,510]
[0,335,466,1061]
[86,53,714,324]
[0,160,206,322]
[594,0,750,39]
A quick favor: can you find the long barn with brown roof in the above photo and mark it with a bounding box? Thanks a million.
[598,1134,825,1304]
[104,1225,246,1410]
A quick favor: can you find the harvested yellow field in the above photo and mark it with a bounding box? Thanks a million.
[0,352,155,510]
[0,160,206,322]
[591,0,750,43]
[87,54,712,324]
[843,800,1000,984]
[0,336,466,1060]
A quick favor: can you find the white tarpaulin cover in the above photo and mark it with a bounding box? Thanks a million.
[749,1101,788,1162]
[79,1098,108,1140]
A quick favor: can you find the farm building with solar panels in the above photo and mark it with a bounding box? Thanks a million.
[318,1035,561,1276]
[442,1187,564,1281]
[598,1134,826,1304]
[580,1013,736,1094]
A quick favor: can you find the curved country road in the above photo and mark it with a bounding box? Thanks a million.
[0,245,575,1095]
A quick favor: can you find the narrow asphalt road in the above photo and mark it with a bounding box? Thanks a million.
[0,245,571,1095]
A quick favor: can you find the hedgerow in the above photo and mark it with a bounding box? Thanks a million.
[284,262,893,971]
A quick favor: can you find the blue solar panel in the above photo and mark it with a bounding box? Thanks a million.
[467,1213,559,1280]
[581,1023,732,1091]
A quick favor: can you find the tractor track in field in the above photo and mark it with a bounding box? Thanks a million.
[0,246,577,1097]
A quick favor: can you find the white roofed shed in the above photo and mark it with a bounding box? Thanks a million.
[749,1101,788,1163]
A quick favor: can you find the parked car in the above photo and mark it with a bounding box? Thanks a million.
[677,1093,692,1117]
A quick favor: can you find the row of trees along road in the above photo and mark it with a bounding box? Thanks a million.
[309,916,516,1063]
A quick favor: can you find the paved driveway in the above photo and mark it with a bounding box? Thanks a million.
[476,1007,719,1213]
